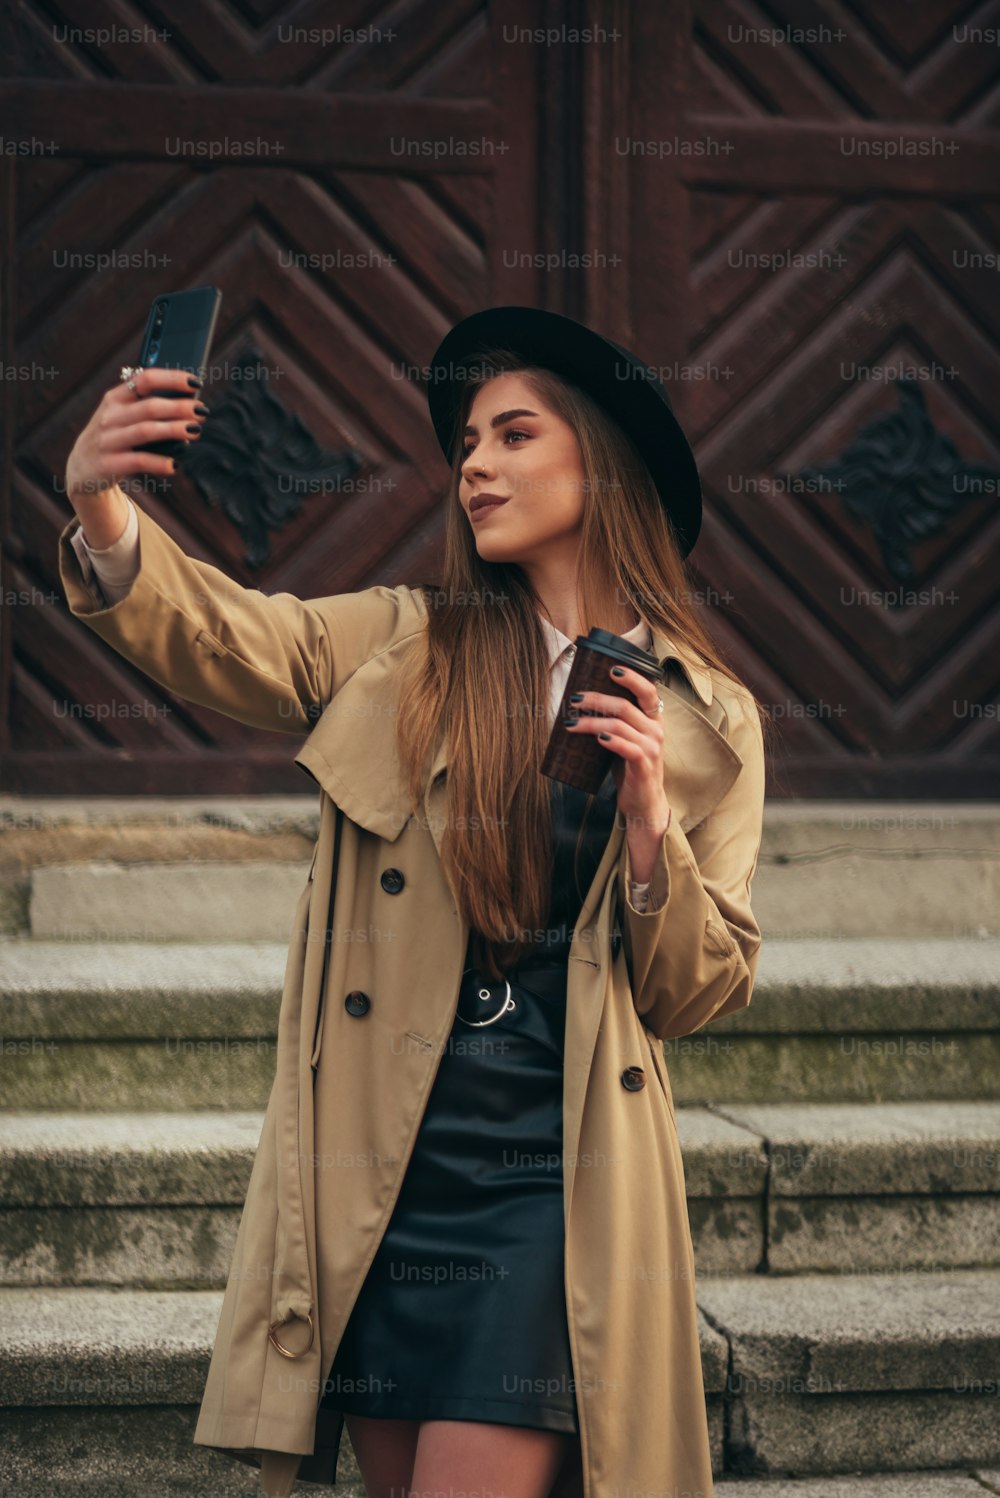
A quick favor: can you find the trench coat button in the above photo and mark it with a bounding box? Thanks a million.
[611,926,622,960]
[621,1066,645,1091]
[345,991,371,1017]
[380,868,405,894]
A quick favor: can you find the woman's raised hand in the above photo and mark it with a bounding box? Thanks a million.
[64,366,209,533]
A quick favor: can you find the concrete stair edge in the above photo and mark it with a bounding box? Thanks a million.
[2,1102,999,1203]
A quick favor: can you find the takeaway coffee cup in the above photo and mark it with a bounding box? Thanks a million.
[541,628,665,794]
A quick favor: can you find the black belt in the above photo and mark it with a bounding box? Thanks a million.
[455,959,567,1028]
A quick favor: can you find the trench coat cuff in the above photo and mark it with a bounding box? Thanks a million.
[621,810,671,917]
[617,807,690,1001]
[627,878,652,912]
[69,495,141,604]
[59,502,158,621]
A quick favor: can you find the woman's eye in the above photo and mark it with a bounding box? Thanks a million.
[462,429,529,456]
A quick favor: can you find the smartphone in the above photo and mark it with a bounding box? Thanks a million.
[134,286,222,458]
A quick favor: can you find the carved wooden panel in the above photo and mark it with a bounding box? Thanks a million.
[1,0,545,793]
[579,0,1000,796]
[1,0,997,796]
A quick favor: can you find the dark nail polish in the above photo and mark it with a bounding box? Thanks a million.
[569,693,583,703]
[610,666,624,677]
[562,715,578,728]
[598,732,611,741]
[186,375,203,389]
[185,422,202,434]
[193,403,210,415]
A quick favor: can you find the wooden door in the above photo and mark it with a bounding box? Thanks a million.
[2,1,997,796]
[577,0,1000,796]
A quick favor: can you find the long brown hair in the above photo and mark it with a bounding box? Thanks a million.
[395,348,773,979]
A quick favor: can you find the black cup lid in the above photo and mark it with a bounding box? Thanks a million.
[579,627,664,682]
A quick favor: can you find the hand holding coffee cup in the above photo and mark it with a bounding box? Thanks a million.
[541,629,666,796]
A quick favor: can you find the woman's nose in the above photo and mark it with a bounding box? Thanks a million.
[462,453,493,484]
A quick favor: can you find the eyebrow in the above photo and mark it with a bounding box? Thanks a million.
[462,408,540,436]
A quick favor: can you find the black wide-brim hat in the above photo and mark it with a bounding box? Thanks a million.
[426,305,702,558]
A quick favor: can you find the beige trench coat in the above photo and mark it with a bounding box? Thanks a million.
[58,501,765,1498]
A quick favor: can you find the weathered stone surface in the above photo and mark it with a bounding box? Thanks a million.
[0,1111,264,1204]
[2,796,997,1485]
[699,1268,1000,1393]
[711,938,1000,1033]
[0,1404,365,1496]
[714,1102,1000,1196]
[5,937,998,1105]
[724,1390,1000,1478]
[1,939,286,1036]
[31,861,311,941]
[764,1194,1000,1275]
[717,1472,995,1495]
[1,1204,242,1290]
[7,796,999,937]
[0,1286,222,1405]
[702,1269,1000,1473]
[756,802,1000,939]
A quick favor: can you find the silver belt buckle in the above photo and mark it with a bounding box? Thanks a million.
[455,967,516,1027]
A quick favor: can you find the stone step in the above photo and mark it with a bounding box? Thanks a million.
[0,1111,265,1290]
[0,795,319,938]
[30,861,311,942]
[4,796,999,941]
[715,1472,1000,1495]
[697,1268,1000,1476]
[0,1284,714,1486]
[0,939,282,1110]
[0,1274,996,1484]
[753,802,1000,941]
[2,1103,997,1287]
[0,1468,993,1498]
[0,1472,992,1498]
[687,937,1000,1104]
[1,937,996,1108]
[0,1286,360,1496]
[686,1100,1000,1276]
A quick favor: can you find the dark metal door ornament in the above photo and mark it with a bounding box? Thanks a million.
[178,349,364,569]
[789,379,999,584]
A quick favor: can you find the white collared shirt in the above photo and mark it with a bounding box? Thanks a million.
[70,499,657,910]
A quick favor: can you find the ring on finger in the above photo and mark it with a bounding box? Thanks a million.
[119,366,141,397]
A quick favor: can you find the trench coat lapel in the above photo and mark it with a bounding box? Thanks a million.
[294,620,744,867]
[292,635,413,845]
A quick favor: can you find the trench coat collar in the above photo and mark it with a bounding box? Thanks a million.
[293,602,730,866]
[419,611,718,790]
[536,609,652,674]
[534,610,714,711]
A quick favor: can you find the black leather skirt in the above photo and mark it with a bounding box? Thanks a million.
[322,769,621,1435]
[321,958,579,1433]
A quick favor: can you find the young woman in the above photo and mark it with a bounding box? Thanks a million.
[60,306,769,1498]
